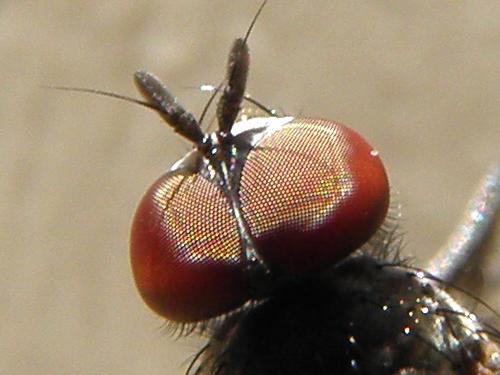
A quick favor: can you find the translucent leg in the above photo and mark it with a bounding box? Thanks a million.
[427,164,500,283]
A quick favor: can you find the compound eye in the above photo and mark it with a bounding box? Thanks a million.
[238,118,390,274]
[130,172,249,322]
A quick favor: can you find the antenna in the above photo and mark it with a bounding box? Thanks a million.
[46,0,270,149]
[216,0,268,134]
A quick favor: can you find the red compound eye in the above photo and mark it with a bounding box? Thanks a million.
[130,173,250,322]
[130,116,389,322]
[238,118,390,274]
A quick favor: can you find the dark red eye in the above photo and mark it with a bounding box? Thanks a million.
[239,118,389,274]
[130,116,389,322]
[130,173,250,322]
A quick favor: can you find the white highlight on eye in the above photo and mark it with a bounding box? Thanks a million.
[230,116,294,136]
[420,306,430,314]
[382,305,389,311]
[403,327,411,335]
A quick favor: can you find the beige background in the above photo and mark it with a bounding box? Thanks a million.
[1,1,499,374]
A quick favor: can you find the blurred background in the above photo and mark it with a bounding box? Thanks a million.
[1,1,499,374]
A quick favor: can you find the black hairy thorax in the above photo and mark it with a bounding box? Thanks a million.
[193,242,499,375]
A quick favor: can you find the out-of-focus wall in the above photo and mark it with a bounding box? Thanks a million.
[1,1,498,374]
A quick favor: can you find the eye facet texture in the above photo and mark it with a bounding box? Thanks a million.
[130,173,249,322]
[239,118,389,274]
